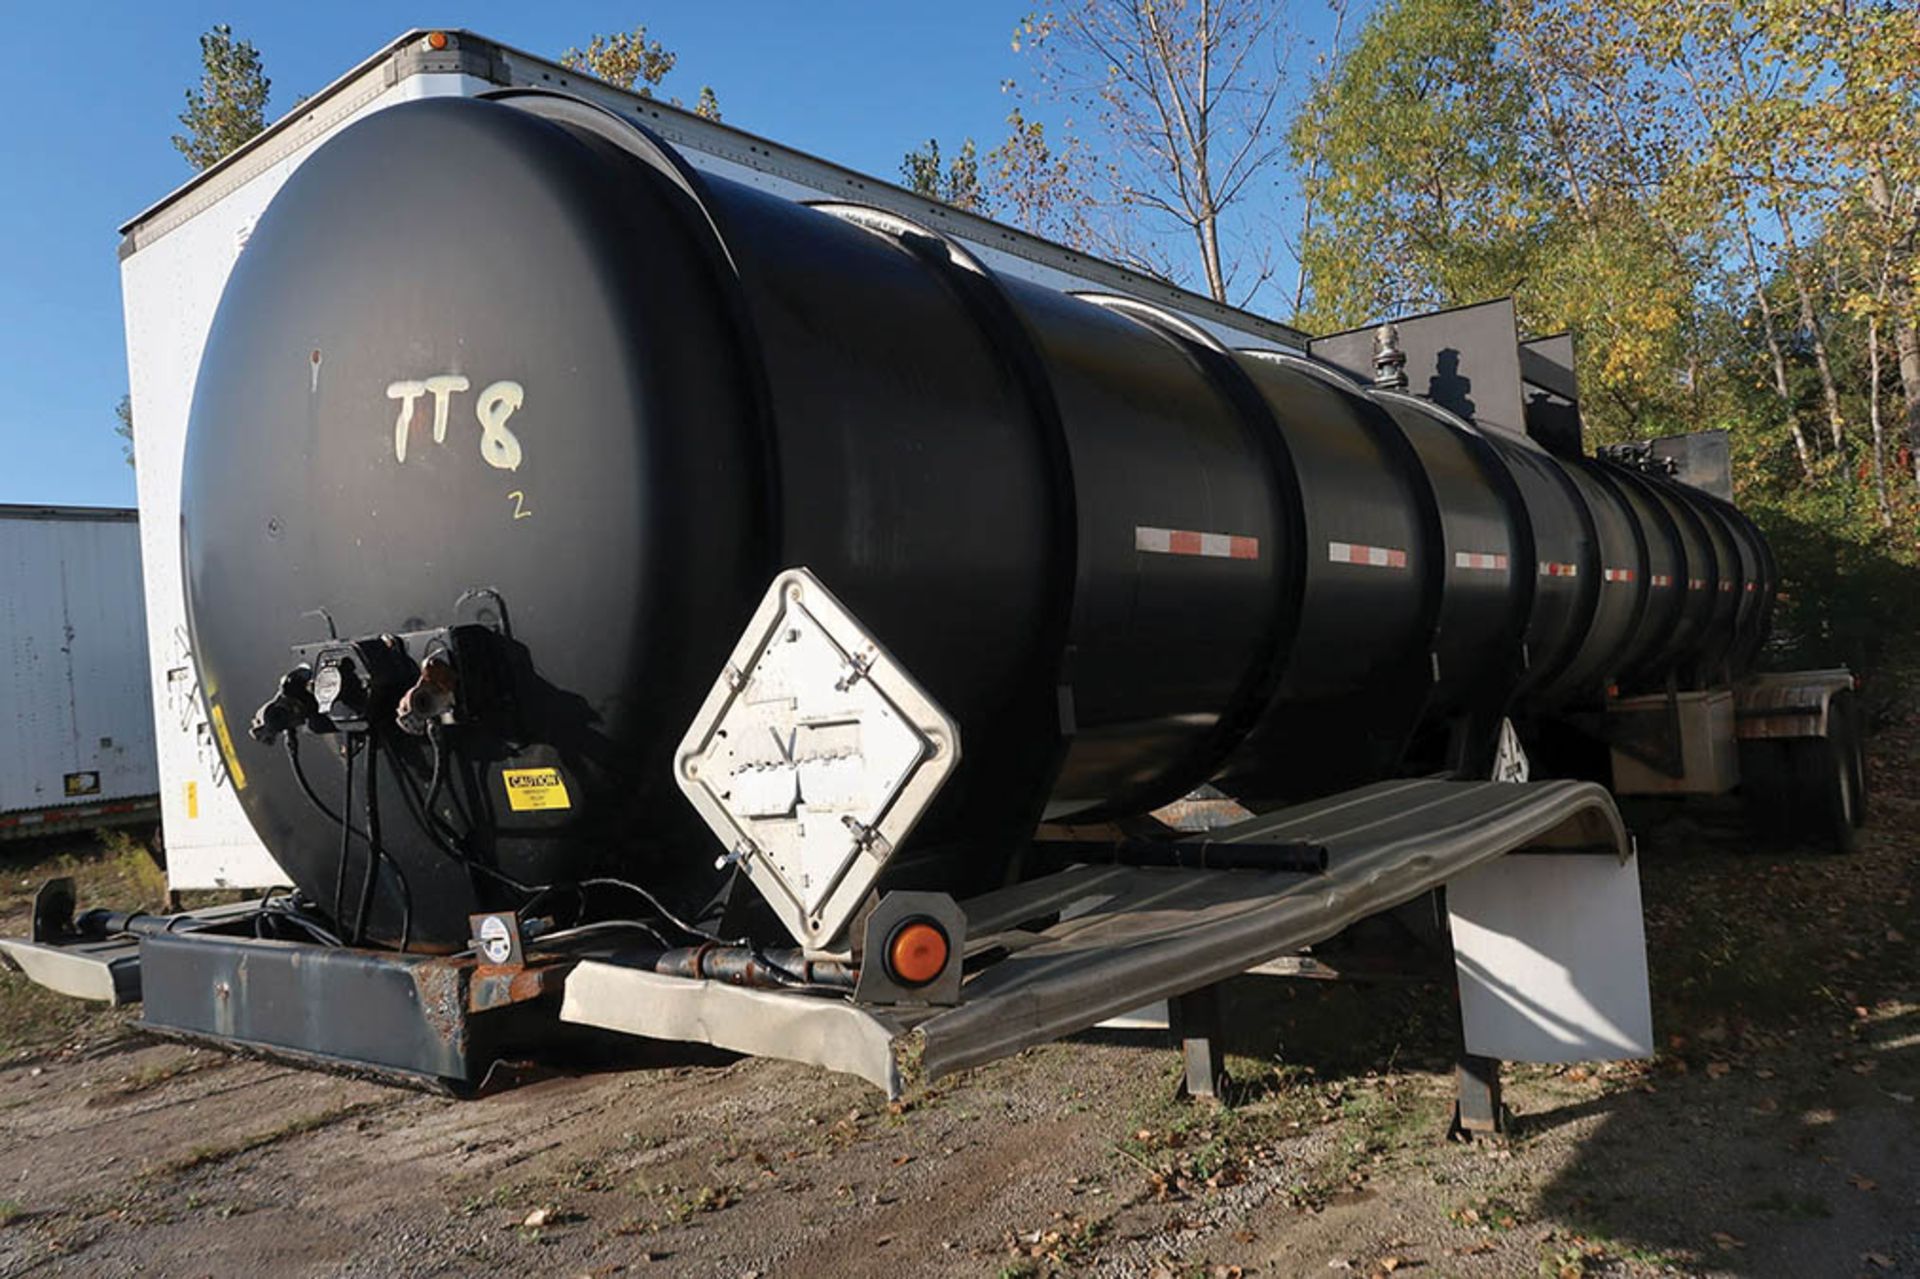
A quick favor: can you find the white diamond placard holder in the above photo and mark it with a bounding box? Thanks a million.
[673,568,961,953]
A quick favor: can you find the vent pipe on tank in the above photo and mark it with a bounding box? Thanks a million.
[1372,322,1408,390]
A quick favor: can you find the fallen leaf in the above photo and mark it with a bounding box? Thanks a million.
[522,1207,553,1228]
[1849,1173,1879,1192]
[1864,1252,1894,1269]
[1706,1061,1733,1079]
[1711,1231,1745,1251]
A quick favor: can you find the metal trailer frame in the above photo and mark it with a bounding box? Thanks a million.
[2,776,1634,1133]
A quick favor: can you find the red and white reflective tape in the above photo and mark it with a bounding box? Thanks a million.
[1538,560,1580,579]
[1719,581,1734,592]
[0,797,152,832]
[1453,551,1509,572]
[1650,573,1673,587]
[1134,526,1260,560]
[1745,581,1757,592]
[1328,540,1408,569]
[1603,567,1636,583]
[1689,578,1705,590]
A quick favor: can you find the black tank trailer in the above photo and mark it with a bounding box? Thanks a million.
[179,91,1794,959]
[4,68,1864,1099]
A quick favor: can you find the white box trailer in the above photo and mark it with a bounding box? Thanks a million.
[119,28,1306,892]
[0,505,158,839]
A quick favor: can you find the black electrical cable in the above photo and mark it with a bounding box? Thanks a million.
[287,732,413,950]
[367,731,414,952]
[352,732,382,945]
[424,721,448,830]
[332,733,359,932]
[299,729,744,956]
[381,738,544,899]
[262,898,346,947]
[382,731,741,951]
[525,918,674,949]
[286,733,365,840]
[389,846,413,952]
[575,877,745,945]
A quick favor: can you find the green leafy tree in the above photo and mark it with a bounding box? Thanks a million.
[172,25,270,171]
[562,26,721,120]
[1288,0,1549,330]
[113,395,135,469]
[902,137,988,211]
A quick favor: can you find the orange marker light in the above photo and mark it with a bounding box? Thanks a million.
[426,31,450,50]
[886,920,949,987]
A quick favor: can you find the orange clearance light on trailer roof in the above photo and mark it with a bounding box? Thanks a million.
[425,31,450,50]
[886,920,950,987]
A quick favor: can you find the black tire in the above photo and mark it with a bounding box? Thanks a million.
[1739,738,1794,845]
[1785,714,1858,855]
[1834,692,1869,828]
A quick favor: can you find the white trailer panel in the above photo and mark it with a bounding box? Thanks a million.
[0,507,157,823]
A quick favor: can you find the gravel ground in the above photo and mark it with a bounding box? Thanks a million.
[0,707,1914,1279]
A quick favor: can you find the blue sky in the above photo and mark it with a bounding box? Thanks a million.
[0,2,1333,509]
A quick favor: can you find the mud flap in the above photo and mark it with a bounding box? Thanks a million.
[1447,851,1653,1063]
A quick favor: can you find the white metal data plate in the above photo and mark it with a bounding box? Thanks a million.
[674,568,960,949]
[1448,852,1653,1063]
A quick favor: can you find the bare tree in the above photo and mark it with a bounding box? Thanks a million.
[1015,0,1291,305]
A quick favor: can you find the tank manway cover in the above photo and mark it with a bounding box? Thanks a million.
[675,568,962,950]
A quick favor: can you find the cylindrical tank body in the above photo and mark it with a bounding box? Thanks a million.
[181,93,1772,948]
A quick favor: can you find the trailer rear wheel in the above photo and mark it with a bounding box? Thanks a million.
[1835,692,1868,828]
[1785,700,1859,855]
[1739,738,1792,844]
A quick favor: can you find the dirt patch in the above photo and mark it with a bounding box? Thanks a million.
[1,712,1916,1278]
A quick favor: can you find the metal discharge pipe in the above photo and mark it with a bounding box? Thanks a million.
[180,92,1773,948]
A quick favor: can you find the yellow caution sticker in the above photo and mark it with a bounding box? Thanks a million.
[209,702,247,791]
[502,767,571,812]
[185,781,199,820]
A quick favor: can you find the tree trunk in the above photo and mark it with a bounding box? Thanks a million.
[1868,315,1892,526]
[1897,317,1920,490]
[1727,46,1847,450]
[1784,258,1847,451]
[1734,207,1815,478]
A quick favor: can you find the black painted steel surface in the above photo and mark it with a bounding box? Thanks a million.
[181,93,1773,948]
